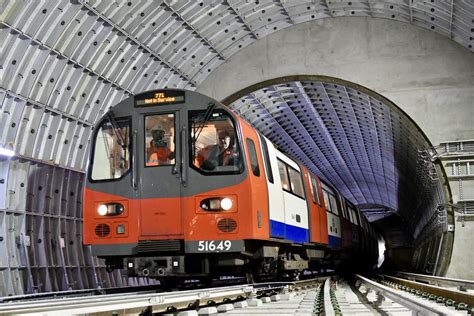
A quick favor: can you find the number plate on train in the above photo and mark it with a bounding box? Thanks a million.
[185,240,244,253]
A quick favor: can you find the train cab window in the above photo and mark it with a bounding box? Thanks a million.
[145,114,176,166]
[189,109,243,174]
[288,167,305,199]
[91,116,130,181]
[246,138,260,177]
[277,160,290,191]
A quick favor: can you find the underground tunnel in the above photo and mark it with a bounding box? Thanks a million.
[1,0,473,298]
[223,75,454,276]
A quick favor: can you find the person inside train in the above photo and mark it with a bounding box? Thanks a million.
[146,127,175,166]
[196,129,239,171]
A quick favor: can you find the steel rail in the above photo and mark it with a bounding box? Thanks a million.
[381,274,474,306]
[323,277,336,316]
[0,284,254,315]
[355,274,460,315]
[394,271,474,291]
[0,283,164,304]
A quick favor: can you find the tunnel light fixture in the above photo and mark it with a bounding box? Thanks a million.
[0,147,14,157]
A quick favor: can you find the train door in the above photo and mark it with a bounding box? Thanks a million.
[258,135,285,239]
[276,153,309,243]
[139,111,183,237]
[321,183,342,248]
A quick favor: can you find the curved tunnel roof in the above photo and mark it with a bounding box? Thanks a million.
[0,0,471,170]
[225,77,445,243]
[0,0,465,241]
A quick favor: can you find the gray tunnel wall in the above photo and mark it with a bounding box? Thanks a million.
[0,157,159,296]
[197,17,474,279]
[0,12,473,296]
[197,17,474,146]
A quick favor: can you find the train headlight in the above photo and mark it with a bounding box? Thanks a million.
[200,197,234,211]
[97,203,124,216]
[220,198,233,211]
[97,204,108,216]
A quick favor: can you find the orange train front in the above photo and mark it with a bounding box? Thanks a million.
[83,89,379,281]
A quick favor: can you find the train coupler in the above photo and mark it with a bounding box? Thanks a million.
[125,256,185,277]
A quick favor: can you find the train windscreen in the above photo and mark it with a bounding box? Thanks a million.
[90,117,130,181]
[144,114,176,167]
[189,109,243,174]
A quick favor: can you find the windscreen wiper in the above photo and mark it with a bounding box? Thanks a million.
[106,112,126,149]
[194,102,215,141]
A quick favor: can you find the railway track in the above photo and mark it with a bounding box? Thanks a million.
[1,274,472,315]
[320,274,473,315]
[393,271,474,292]
[379,272,474,313]
[0,278,324,315]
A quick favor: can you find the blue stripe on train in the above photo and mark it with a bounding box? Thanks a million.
[328,235,342,249]
[270,220,309,243]
[270,220,285,238]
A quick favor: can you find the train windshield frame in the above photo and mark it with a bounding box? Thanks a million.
[89,116,131,182]
[189,109,244,175]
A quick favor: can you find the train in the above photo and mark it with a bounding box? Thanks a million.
[83,89,380,283]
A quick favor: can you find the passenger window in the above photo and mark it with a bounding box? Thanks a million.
[145,114,176,166]
[353,209,359,225]
[259,135,274,183]
[278,160,290,191]
[189,109,243,174]
[347,206,354,223]
[288,167,305,199]
[323,188,339,216]
[348,205,358,225]
[310,176,320,205]
[246,138,260,177]
[329,194,339,215]
[340,202,348,219]
[323,190,331,212]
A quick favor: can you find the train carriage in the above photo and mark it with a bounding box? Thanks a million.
[83,89,379,281]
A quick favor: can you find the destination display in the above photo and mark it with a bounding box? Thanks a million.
[135,90,185,106]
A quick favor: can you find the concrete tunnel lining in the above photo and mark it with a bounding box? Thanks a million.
[0,1,473,295]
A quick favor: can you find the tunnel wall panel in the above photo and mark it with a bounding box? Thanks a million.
[0,158,126,296]
[0,96,25,152]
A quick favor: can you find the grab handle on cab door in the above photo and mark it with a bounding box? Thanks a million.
[180,126,187,186]
[132,129,138,190]
[172,147,179,175]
